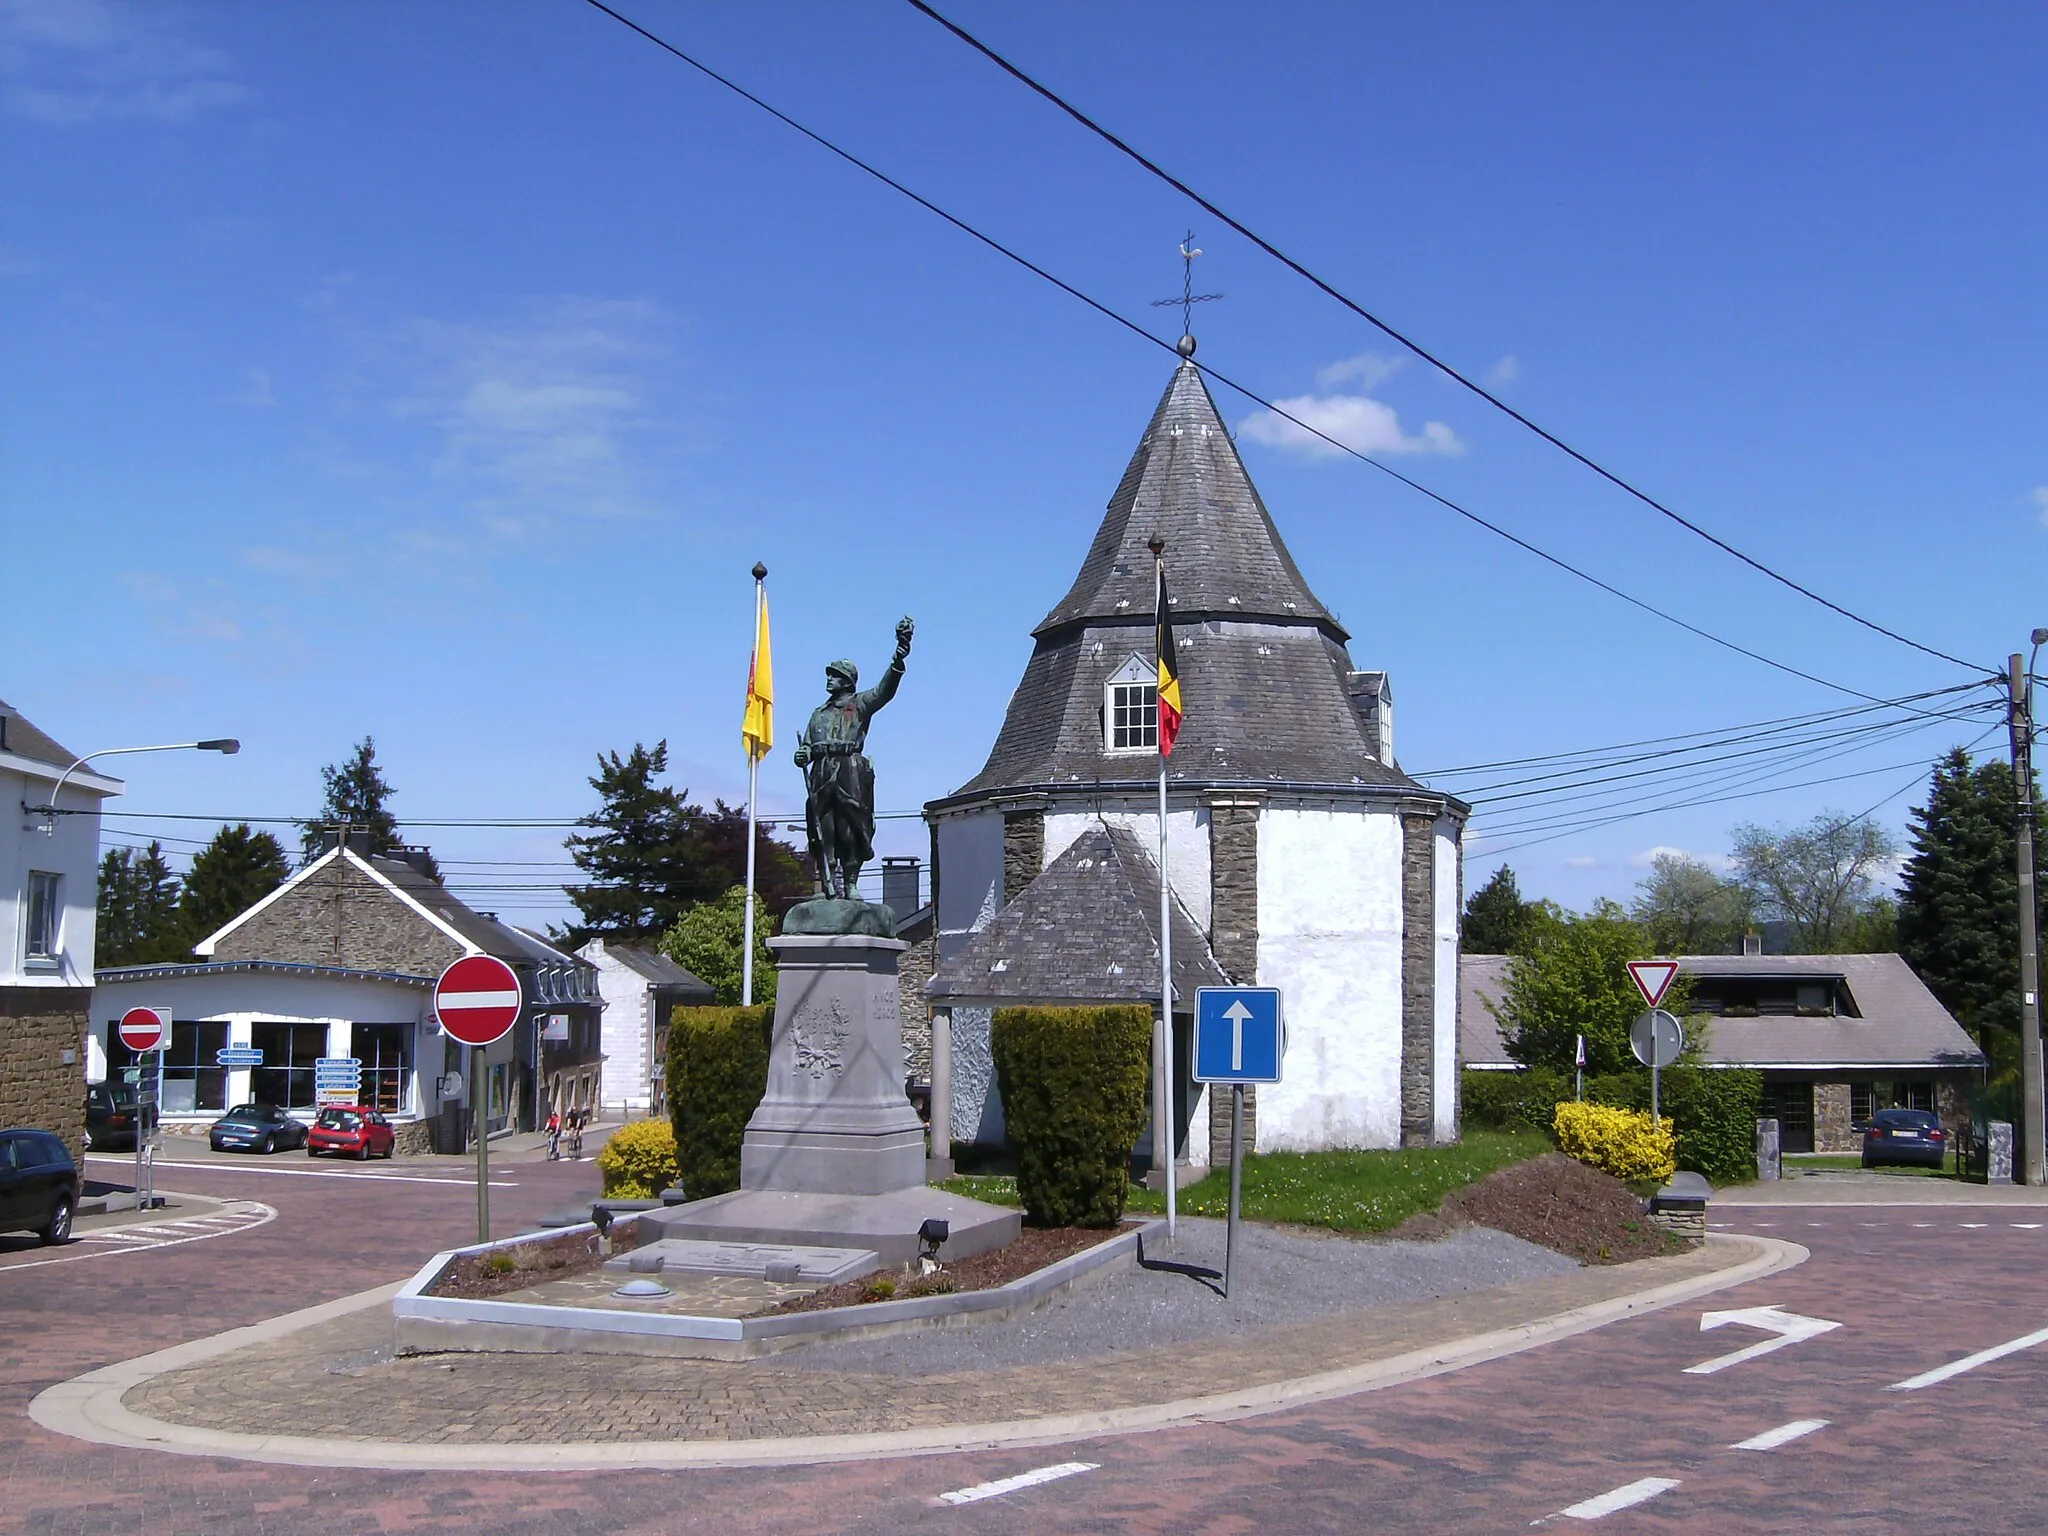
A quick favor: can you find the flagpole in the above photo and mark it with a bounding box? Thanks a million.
[742,563,766,1009]
[1152,537,1177,1241]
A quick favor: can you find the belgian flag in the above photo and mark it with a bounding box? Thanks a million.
[1155,563,1183,757]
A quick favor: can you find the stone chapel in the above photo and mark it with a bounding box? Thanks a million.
[923,354,1469,1172]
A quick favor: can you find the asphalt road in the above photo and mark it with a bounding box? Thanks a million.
[5,1161,2044,1535]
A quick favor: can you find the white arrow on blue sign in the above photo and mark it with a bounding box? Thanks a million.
[215,1047,265,1067]
[1194,987,1285,1084]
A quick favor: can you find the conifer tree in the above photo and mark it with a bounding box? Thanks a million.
[95,842,185,966]
[303,736,406,860]
[1463,865,1534,954]
[180,824,291,948]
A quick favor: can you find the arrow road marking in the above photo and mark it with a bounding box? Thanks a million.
[1732,1419,1829,1451]
[1888,1324,2048,1392]
[1684,1305,1840,1375]
[1222,999,1253,1070]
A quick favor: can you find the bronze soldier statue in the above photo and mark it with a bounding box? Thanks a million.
[795,617,913,903]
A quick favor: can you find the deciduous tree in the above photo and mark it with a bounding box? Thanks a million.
[1498,902,1691,1075]
[1731,812,1897,953]
[661,885,777,1007]
[1630,852,1750,954]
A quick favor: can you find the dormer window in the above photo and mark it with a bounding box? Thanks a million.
[1104,654,1157,754]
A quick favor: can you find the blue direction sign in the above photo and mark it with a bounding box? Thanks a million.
[1194,987,1285,1084]
[215,1047,264,1067]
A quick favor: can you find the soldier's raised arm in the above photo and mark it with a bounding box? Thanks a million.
[856,617,914,719]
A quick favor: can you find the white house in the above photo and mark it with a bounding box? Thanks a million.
[1,698,121,1159]
[577,938,712,1112]
[924,357,1468,1169]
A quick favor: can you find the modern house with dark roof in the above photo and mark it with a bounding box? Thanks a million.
[1,698,123,1162]
[93,837,603,1149]
[576,938,712,1112]
[924,356,1468,1167]
[1460,950,1986,1153]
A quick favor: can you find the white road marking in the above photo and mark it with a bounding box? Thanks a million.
[1912,1222,1933,1228]
[1888,1325,2048,1392]
[1559,1478,1680,1520]
[0,1203,278,1274]
[1959,1222,1988,1229]
[91,1156,517,1188]
[1685,1305,1841,1375]
[937,1461,1098,1506]
[2011,1223,2042,1230]
[1732,1418,1829,1451]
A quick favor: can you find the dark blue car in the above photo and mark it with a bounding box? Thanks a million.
[1861,1108,1947,1170]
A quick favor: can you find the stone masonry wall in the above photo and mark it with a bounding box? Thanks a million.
[212,858,463,976]
[1,988,88,1168]
[898,930,935,1086]
[1001,811,1044,903]
[1207,798,1260,1167]
[1813,1082,1853,1153]
[1399,812,1436,1148]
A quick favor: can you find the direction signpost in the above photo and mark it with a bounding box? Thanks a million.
[118,1006,168,1210]
[435,954,523,1242]
[215,1046,264,1068]
[1194,986,1285,1297]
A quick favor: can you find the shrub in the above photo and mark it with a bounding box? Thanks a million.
[1461,1067,1572,1133]
[1554,1101,1675,1184]
[598,1117,680,1199]
[1579,1066,1762,1186]
[667,1004,772,1199]
[991,1005,1151,1228]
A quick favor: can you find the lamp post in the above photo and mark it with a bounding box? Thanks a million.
[32,739,240,833]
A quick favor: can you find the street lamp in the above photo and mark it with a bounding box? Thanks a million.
[32,738,241,834]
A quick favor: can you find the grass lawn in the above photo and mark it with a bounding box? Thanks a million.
[937,1130,1551,1235]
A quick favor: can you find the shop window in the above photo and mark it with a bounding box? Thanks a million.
[355,1023,412,1115]
[249,1021,330,1109]
[161,1021,230,1113]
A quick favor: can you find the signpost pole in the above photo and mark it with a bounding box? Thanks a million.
[472,1045,489,1244]
[1225,1082,1245,1298]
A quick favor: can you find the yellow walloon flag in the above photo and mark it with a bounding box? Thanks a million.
[742,588,774,761]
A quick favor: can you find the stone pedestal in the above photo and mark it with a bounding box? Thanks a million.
[1755,1117,1781,1181]
[739,934,928,1196]
[1988,1120,2014,1185]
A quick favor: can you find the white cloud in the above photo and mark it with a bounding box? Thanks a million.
[1629,845,1733,872]
[1239,394,1462,459]
[1316,352,1404,391]
[0,0,241,124]
[235,365,276,408]
[1486,354,1519,387]
[1563,854,1599,869]
[119,571,242,643]
[2032,485,2048,529]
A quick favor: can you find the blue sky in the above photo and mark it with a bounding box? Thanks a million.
[3,0,2041,926]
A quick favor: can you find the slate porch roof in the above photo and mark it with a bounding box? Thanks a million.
[938,360,1449,807]
[1460,953,1987,1072]
[598,941,714,997]
[925,823,1226,1007]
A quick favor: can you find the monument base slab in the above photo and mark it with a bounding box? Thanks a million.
[644,1187,1022,1267]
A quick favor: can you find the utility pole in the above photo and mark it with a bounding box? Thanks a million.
[2011,648,2044,1186]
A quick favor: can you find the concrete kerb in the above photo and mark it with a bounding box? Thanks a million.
[30,1232,1802,1472]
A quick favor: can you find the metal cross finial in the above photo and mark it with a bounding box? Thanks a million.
[1151,232,1222,356]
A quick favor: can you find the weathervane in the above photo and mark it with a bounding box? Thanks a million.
[1151,232,1222,357]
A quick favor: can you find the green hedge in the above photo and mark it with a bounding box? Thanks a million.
[1460,1064,1763,1186]
[667,1005,772,1199]
[991,1005,1152,1228]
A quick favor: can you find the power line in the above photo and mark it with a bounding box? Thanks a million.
[904,0,1994,682]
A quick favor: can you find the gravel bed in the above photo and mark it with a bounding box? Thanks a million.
[776,1218,1578,1376]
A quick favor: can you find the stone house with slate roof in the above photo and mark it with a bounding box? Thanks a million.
[576,938,712,1113]
[924,358,1469,1168]
[93,839,603,1149]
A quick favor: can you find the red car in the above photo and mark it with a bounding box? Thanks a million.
[306,1106,396,1160]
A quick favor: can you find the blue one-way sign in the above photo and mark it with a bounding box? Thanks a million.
[1194,987,1285,1084]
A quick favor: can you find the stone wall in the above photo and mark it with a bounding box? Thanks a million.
[211,857,464,976]
[1936,1077,1972,1134]
[1207,797,1260,1167]
[1001,811,1044,903]
[1399,812,1437,1147]
[898,929,935,1085]
[1,987,87,1167]
[1813,1082,1853,1152]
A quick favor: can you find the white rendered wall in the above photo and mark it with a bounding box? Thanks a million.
[1433,822,1461,1142]
[582,943,653,1108]
[1255,807,1404,1151]
[1,765,107,989]
[1042,806,1212,931]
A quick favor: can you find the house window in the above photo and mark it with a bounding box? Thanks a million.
[26,871,60,959]
[1795,983,1832,1017]
[1851,1083,1875,1125]
[1103,654,1158,753]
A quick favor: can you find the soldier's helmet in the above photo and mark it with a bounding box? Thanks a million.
[825,659,858,688]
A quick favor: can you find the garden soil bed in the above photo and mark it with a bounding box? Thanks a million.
[764,1223,1135,1315]
[429,1221,646,1301]
[1414,1152,1690,1265]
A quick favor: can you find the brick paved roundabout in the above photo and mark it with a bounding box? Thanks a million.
[10,1159,2048,1533]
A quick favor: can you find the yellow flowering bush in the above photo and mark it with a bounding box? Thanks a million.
[597,1118,679,1199]
[1553,1101,1675,1184]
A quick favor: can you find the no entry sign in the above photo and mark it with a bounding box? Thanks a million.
[434,954,522,1047]
[117,1006,168,1054]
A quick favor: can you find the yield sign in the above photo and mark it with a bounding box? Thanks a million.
[1626,959,1681,1008]
[1683,1305,1841,1375]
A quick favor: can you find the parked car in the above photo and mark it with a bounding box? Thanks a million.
[0,1128,79,1244]
[85,1082,139,1152]
[208,1104,308,1154]
[1861,1108,1947,1169]
[307,1106,395,1160]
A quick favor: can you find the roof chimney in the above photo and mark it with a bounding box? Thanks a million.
[1742,930,1763,957]
[883,856,922,917]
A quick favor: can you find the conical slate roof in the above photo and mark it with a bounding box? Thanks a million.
[925,824,1226,1006]
[1035,362,1343,642]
